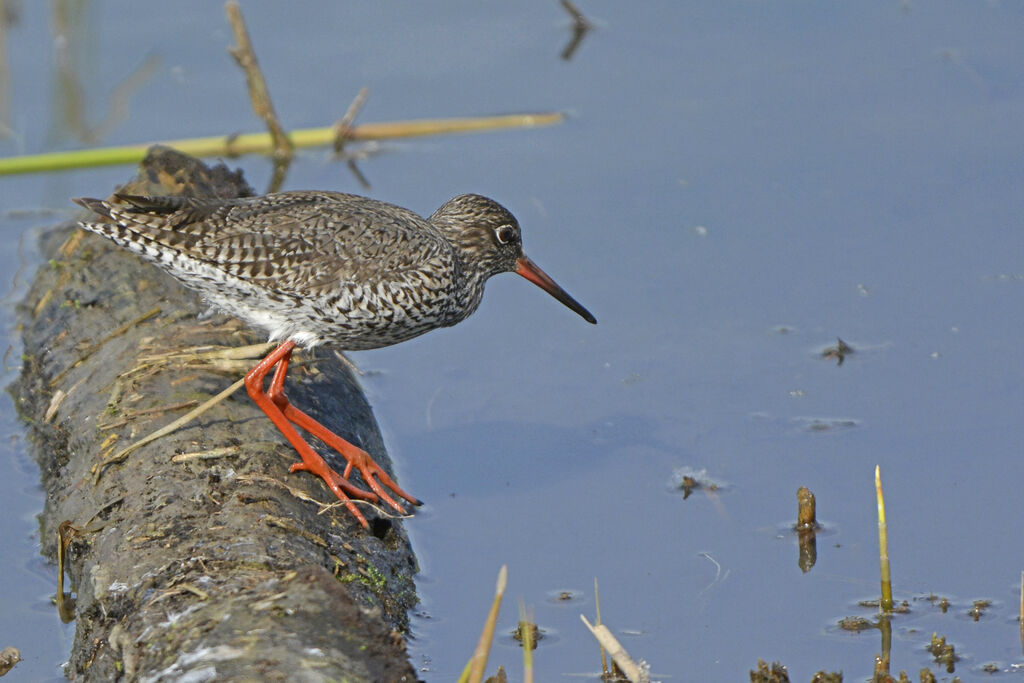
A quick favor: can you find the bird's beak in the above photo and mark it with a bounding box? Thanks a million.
[515,256,597,324]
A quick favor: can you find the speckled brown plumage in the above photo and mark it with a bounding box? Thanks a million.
[72,190,595,527]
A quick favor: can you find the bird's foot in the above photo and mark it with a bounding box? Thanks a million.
[281,402,420,514]
[246,340,420,528]
[337,443,423,512]
[289,453,378,528]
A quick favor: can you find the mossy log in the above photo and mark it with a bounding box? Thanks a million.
[12,147,420,681]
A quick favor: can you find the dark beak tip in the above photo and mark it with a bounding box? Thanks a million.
[515,255,596,325]
[575,306,597,324]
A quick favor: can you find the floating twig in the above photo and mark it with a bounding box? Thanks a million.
[560,0,589,25]
[333,86,370,154]
[225,0,292,192]
[559,0,593,61]
[333,87,373,189]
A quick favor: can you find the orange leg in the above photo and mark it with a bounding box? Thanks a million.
[244,341,419,527]
[264,344,420,512]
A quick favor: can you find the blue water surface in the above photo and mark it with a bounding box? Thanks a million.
[1,2,1023,680]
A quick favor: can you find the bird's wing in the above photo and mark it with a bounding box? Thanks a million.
[181,192,456,297]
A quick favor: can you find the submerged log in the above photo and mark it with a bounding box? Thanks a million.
[13,147,419,681]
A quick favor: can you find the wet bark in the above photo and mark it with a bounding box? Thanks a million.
[12,148,420,681]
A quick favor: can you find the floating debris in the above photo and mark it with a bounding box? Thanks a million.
[750,659,789,682]
[923,593,951,613]
[0,647,20,677]
[512,620,542,650]
[796,417,860,433]
[796,486,818,530]
[822,337,853,365]
[837,616,875,632]
[927,632,958,673]
[968,599,992,622]
[559,0,593,61]
[795,486,819,573]
[671,467,724,500]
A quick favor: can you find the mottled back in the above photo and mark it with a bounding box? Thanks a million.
[74,191,464,348]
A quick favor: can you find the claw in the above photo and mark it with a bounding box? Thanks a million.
[243,341,420,528]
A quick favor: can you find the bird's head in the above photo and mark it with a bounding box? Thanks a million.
[430,194,596,324]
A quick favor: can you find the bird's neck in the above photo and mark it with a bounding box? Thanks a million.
[449,253,489,324]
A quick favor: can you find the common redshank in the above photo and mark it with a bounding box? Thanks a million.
[73,191,596,527]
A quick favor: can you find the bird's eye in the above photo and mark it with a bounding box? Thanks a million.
[495,225,516,244]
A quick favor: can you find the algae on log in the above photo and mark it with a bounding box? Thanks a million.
[12,147,420,681]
